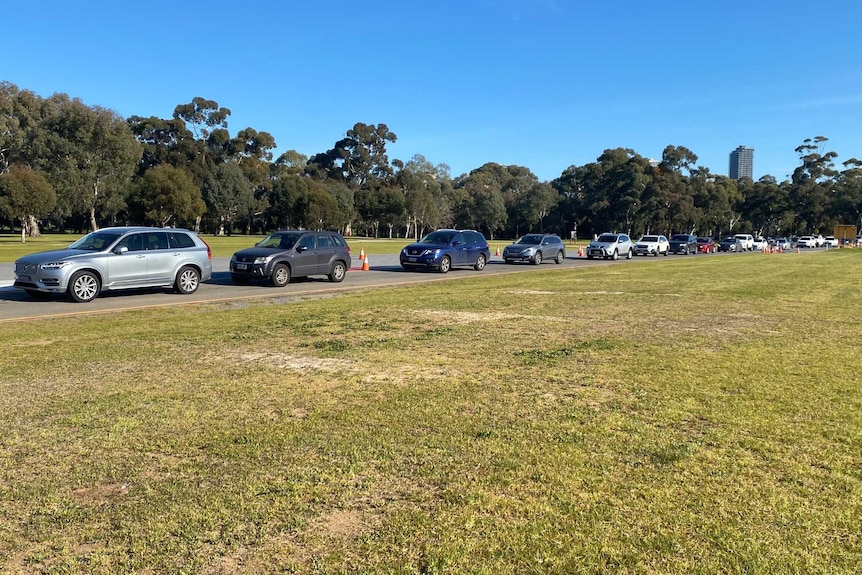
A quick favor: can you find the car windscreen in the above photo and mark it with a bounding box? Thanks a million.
[641,236,658,242]
[68,231,123,251]
[697,238,710,243]
[671,235,689,241]
[259,233,299,249]
[420,231,456,244]
[518,235,542,245]
[596,234,617,242]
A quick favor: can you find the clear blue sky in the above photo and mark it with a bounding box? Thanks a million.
[6,1,862,182]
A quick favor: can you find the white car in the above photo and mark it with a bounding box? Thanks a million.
[586,233,634,260]
[733,234,754,251]
[752,237,767,251]
[824,236,839,248]
[797,236,818,248]
[634,235,670,256]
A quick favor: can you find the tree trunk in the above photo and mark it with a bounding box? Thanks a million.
[90,206,98,232]
[27,215,42,238]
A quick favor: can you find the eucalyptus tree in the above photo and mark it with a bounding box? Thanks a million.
[833,158,862,229]
[201,162,255,235]
[36,94,141,231]
[577,148,649,235]
[789,136,838,234]
[396,154,452,238]
[306,122,398,189]
[0,164,56,241]
[132,164,205,227]
[453,165,508,238]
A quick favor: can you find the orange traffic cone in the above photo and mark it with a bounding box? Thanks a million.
[495,245,500,256]
[361,254,370,271]
[358,245,366,261]
[796,247,800,254]
[577,245,584,257]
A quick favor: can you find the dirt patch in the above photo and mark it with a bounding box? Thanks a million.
[206,352,355,373]
[70,482,130,504]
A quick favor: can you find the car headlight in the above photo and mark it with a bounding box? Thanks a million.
[522,247,535,255]
[253,256,272,265]
[40,261,72,270]
[423,249,441,257]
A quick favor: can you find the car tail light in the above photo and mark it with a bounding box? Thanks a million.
[202,239,212,260]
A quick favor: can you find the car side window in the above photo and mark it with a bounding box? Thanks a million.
[298,235,315,250]
[317,234,333,249]
[168,232,195,249]
[145,232,169,250]
[451,233,464,245]
[116,233,145,252]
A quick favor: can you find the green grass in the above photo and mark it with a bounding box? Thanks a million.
[1,251,860,573]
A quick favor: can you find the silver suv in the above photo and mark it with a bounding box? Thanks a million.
[502,233,566,265]
[14,227,213,302]
[586,233,634,260]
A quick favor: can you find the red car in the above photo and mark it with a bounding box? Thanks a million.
[697,237,717,253]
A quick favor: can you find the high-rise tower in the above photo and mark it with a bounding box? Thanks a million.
[729,145,754,180]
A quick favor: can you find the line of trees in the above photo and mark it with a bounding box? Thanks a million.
[2,81,861,242]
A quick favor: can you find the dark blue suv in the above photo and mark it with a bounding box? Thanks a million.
[400,229,490,273]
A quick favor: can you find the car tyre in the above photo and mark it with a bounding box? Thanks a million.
[626,248,633,259]
[231,274,252,285]
[555,251,564,264]
[68,270,100,303]
[328,261,347,282]
[611,250,619,261]
[474,254,487,271]
[175,266,201,294]
[532,251,542,265]
[271,263,291,287]
[438,255,451,273]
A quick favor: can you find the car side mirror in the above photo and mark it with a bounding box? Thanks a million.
[451,241,461,246]
[297,246,308,252]
[114,246,129,255]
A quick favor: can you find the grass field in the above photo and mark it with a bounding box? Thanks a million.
[1,251,860,573]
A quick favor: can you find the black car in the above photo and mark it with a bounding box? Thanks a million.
[502,233,566,265]
[669,233,698,254]
[230,231,351,286]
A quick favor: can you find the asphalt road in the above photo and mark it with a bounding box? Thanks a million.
[0,249,807,322]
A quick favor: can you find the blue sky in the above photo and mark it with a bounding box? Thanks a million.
[6,0,862,182]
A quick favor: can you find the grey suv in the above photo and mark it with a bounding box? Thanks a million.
[230,230,351,286]
[502,233,566,265]
[13,227,212,302]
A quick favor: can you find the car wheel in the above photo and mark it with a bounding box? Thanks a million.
[587,255,593,260]
[271,263,291,287]
[626,248,633,259]
[611,249,619,261]
[438,255,451,273]
[532,251,542,265]
[474,254,487,271]
[68,270,100,303]
[328,261,347,282]
[555,251,564,264]
[175,266,201,294]
[231,274,252,285]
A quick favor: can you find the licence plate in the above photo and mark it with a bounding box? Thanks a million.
[17,275,30,281]
[408,257,417,262]
[236,263,247,270]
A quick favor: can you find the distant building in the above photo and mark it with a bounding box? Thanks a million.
[729,145,754,180]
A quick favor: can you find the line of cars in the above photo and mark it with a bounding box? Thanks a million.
[11,224,841,304]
